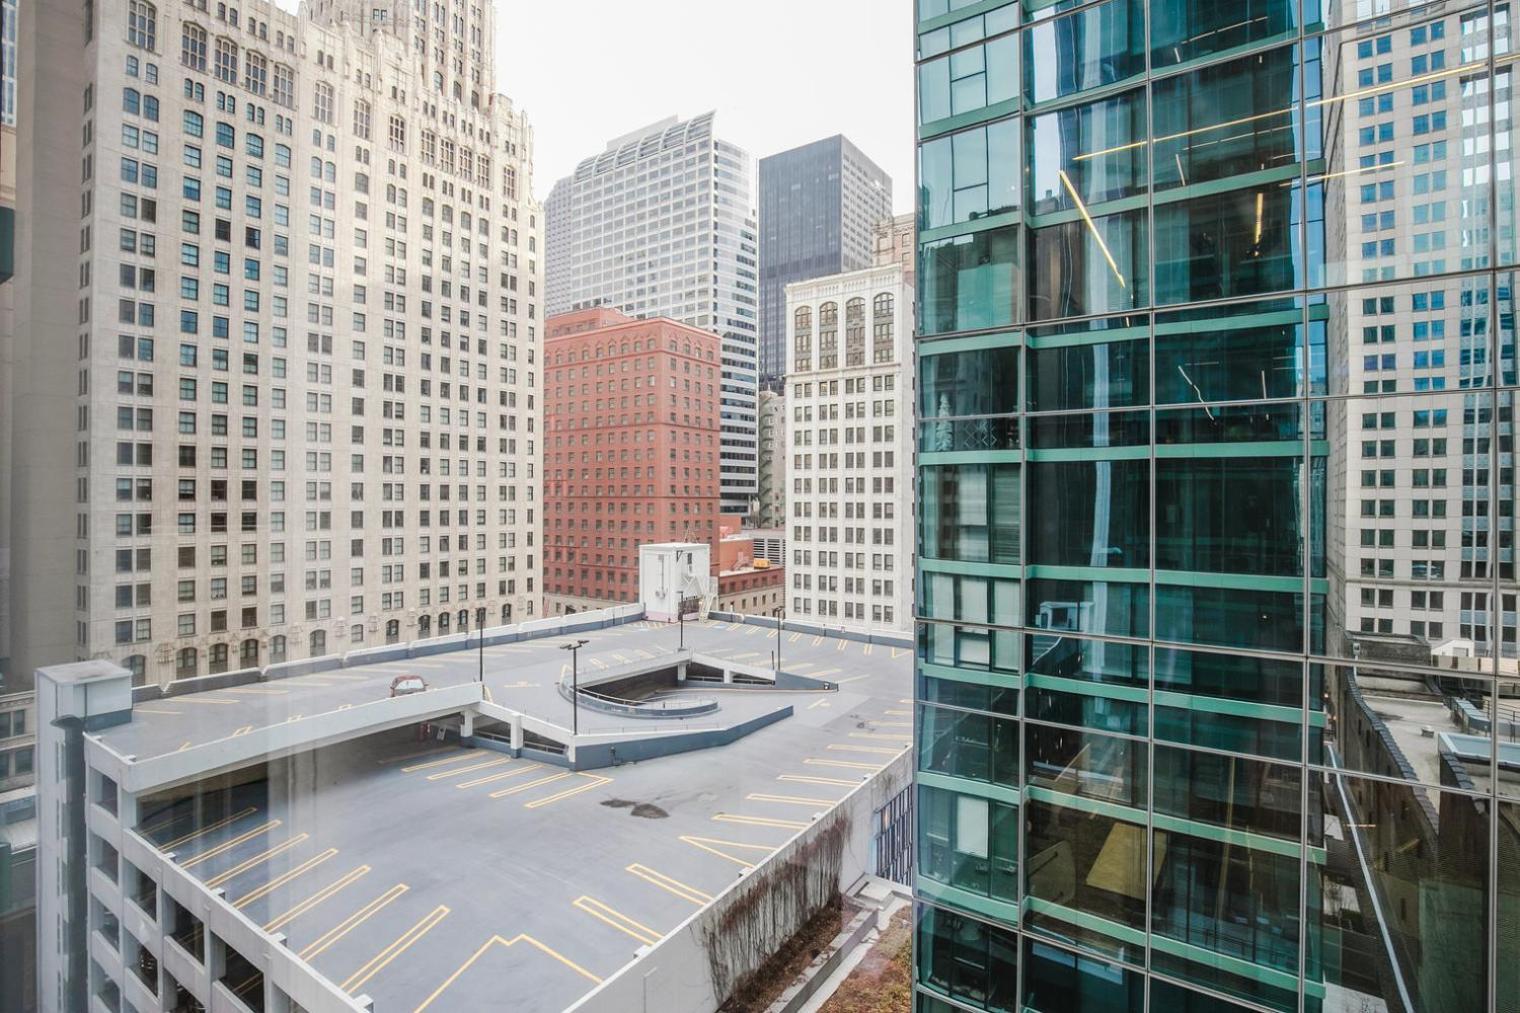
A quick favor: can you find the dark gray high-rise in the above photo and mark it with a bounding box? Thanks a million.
[758,136,892,389]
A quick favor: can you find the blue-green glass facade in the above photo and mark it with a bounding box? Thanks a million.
[912,1,1520,1011]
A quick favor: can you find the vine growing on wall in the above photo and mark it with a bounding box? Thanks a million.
[699,813,850,1004]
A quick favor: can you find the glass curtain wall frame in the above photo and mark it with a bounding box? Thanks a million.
[915,3,1518,1013]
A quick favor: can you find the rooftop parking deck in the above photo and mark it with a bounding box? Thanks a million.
[96,615,914,1012]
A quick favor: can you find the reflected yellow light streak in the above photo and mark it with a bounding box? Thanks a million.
[1066,60,1477,167]
[1254,191,1265,245]
[1058,169,1126,288]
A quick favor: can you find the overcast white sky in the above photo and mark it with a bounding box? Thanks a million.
[273,0,916,211]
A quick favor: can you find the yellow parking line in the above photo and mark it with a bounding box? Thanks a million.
[178,696,244,706]
[806,699,830,710]
[426,756,511,781]
[812,636,824,646]
[884,709,911,716]
[877,721,912,729]
[863,644,873,656]
[262,864,368,929]
[826,743,903,756]
[413,934,601,1011]
[836,640,847,652]
[489,771,570,799]
[298,884,409,961]
[135,707,183,715]
[589,658,607,669]
[746,793,835,807]
[232,725,255,737]
[891,648,907,659]
[899,698,912,704]
[321,673,371,681]
[789,661,815,671]
[160,806,259,849]
[789,632,803,643]
[678,835,776,868]
[626,864,713,905]
[204,833,310,888]
[524,773,612,809]
[341,905,450,993]
[812,668,841,677]
[236,686,290,696]
[804,758,881,771]
[181,820,281,869]
[850,732,909,741]
[401,751,477,773]
[836,674,872,684]
[457,763,543,790]
[178,741,193,751]
[234,849,340,909]
[714,813,809,831]
[573,896,662,946]
[779,774,859,787]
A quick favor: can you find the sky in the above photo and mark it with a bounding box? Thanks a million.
[273,0,916,212]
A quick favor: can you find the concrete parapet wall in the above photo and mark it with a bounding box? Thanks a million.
[567,748,912,1013]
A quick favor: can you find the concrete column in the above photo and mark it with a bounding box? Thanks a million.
[723,668,734,684]
[510,714,524,751]
[677,661,687,683]
[459,711,475,739]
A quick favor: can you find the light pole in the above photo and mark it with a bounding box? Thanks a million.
[476,607,486,685]
[771,604,785,677]
[560,639,589,735]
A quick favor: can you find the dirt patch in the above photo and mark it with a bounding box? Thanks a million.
[717,899,846,1013]
[818,907,911,1013]
[599,798,669,819]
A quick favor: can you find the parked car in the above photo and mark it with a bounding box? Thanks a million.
[389,674,428,697]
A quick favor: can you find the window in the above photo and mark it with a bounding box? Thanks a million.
[127,0,156,51]
[213,37,237,84]
[314,81,334,124]
[272,64,294,107]
[244,50,267,95]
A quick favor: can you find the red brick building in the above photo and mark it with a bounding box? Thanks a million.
[544,309,723,613]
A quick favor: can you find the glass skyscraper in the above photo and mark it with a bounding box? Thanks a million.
[910,1,1520,1011]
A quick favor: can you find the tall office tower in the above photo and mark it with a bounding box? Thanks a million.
[912,3,1520,1013]
[785,263,913,634]
[9,0,543,691]
[545,113,760,515]
[754,388,786,529]
[542,307,722,614]
[758,136,892,391]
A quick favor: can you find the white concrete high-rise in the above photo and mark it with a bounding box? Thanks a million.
[8,0,543,688]
[785,264,914,634]
[545,113,760,514]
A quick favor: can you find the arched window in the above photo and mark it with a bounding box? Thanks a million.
[818,302,839,369]
[385,620,400,643]
[124,655,147,687]
[270,635,287,663]
[240,639,260,668]
[456,608,469,631]
[213,37,238,84]
[438,612,451,633]
[845,298,866,367]
[793,306,813,373]
[175,648,198,680]
[309,630,326,656]
[209,644,229,674]
[873,293,896,364]
[128,0,157,51]
[181,23,208,71]
[501,604,513,624]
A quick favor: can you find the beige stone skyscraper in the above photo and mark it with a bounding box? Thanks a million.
[9,0,543,687]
